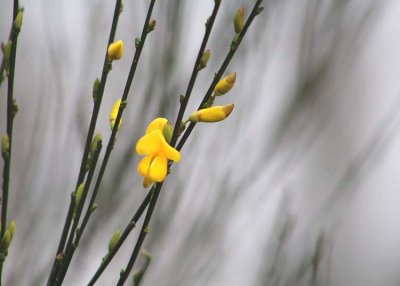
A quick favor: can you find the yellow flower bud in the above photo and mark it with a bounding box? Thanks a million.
[234,7,245,34]
[107,40,124,60]
[108,230,121,252]
[214,73,236,96]
[198,49,211,70]
[110,99,123,131]
[189,104,234,123]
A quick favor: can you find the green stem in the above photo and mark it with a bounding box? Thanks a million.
[0,1,19,285]
[86,189,153,286]
[177,0,263,151]
[46,1,123,285]
[53,0,157,284]
[116,183,162,286]
[54,142,102,286]
[170,1,221,147]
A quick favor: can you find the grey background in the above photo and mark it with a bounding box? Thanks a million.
[1,0,400,285]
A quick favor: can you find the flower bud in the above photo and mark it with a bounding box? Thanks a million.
[2,41,12,66]
[92,78,101,103]
[234,7,244,34]
[8,221,16,241]
[110,99,123,131]
[74,183,85,214]
[0,230,11,253]
[147,19,156,33]
[107,40,124,60]
[108,230,121,252]
[13,9,23,32]
[189,104,234,123]
[90,133,103,157]
[198,49,211,70]
[214,73,236,96]
[2,134,10,158]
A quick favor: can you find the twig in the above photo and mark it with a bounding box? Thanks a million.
[46,1,123,285]
[0,1,20,284]
[177,0,264,151]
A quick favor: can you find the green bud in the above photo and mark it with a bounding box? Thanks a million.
[2,134,10,159]
[119,1,124,14]
[75,183,85,210]
[133,250,152,286]
[0,231,11,253]
[135,37,141,49]
[108,230,121,252]
[92,78,100,103]
[12,99,19,118]
[198,49,211,70]
[147,19,156,33]
[256,6,264,15]
[13,9,24,32]
[90,133,102,157]
[234,7,245,34]
[8,221,16,240]
[2,41,12,75]
[162,122,173,144]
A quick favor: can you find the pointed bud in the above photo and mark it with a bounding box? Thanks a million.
[90,133,103,157]
[74,183,85,217]
[110,99,123,131]
[2,134,10,159]
[256,6,264,15]
[189,104,234,123]
[107,40,124,61]
[0,231,11,253]
[92,78,101,103]
[13,9,24,32]
[8,221,16,241]
[198,49,211,70]
[214,73,236,96]
[108,230,121,252]
[234,7,245,34]
[2,41,12,71]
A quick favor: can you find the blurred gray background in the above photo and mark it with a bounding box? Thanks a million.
[1,0,400,285]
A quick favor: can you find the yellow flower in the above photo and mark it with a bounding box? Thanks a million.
[136,118,180,188]
[107,40,124,60]
[110,99,123,131]
[189,104,234,123]
[214,72,236,96]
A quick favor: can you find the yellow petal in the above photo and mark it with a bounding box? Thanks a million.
[137,155,153,177]
[110,99,122,130]
[136,130,163,156]
[146,118,168,134]
[214,73,236,96]
[159,135,181,161]
[148,154,168,182]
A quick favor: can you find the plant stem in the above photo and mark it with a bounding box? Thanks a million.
[54,142,102,286]
[170,1,221,147]
[86,189,153,286]
[177,0,263,151]
[116,183,162,286]
[0,1,20,285]
[52,0,157,284]
[46,1,123,285]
